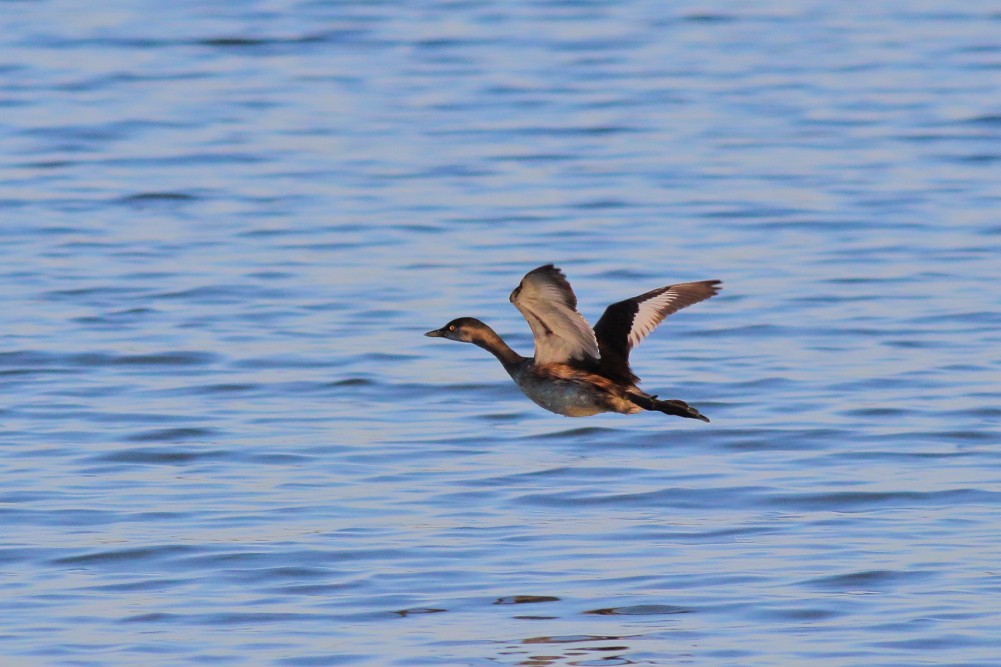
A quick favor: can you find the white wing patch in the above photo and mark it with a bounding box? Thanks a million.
[628,289,680,349]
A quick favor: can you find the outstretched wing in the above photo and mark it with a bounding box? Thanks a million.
[593,280,722,383]
[510,265,600,365]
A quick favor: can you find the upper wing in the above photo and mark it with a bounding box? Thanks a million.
[593,280,722,382]
[509,265,600,365]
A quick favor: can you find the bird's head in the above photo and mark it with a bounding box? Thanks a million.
[424,317,489,344]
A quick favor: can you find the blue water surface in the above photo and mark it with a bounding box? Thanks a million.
[2,1,1000,665]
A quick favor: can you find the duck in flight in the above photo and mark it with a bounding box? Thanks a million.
[426,265,721,422]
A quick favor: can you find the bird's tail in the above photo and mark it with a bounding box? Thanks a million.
[627,393,710,423]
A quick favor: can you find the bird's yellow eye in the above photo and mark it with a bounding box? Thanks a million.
[448,325,456,331]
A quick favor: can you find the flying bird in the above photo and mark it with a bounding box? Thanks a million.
[426,265,721,421]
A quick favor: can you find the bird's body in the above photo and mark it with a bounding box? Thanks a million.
[426,265,721,422]
[509,360,642,417]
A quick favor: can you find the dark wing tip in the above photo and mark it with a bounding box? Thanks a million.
[700,279,723,300]
[628,279,723,314]
[689,279,722,295]
[519,264,577,310]
[660,279,723,307]
[526,264,562,280]
[511,264,557,303]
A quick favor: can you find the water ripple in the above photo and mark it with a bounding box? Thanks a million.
[3,1,1001,665]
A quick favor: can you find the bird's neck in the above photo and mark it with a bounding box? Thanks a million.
[471,326,524,368]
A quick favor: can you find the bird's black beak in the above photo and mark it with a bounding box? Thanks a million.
[425,329,444,337]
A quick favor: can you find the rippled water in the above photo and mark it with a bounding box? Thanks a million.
[3,1,1001,665]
